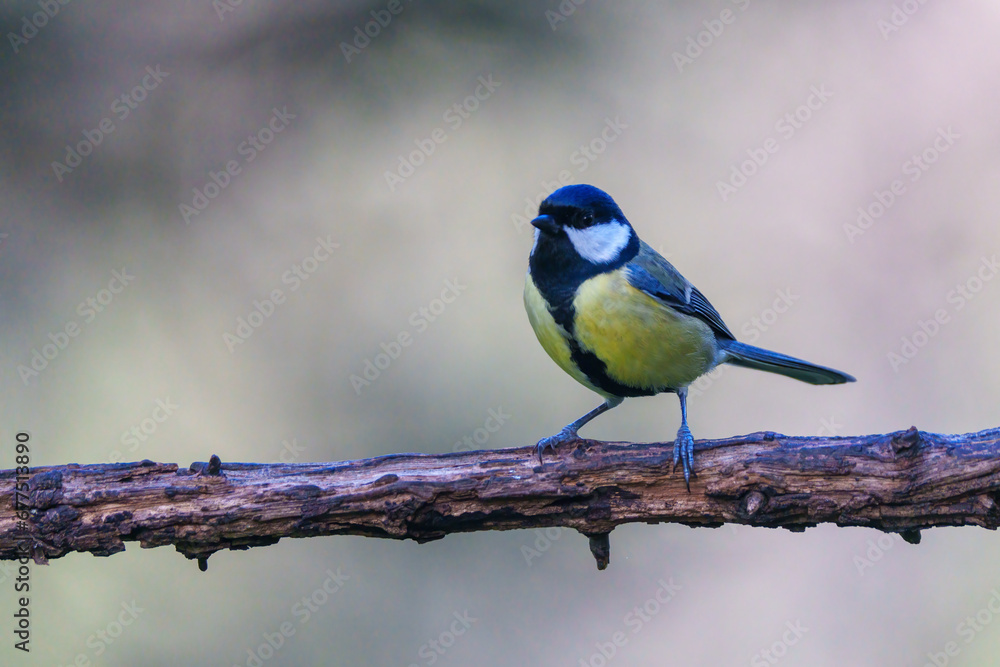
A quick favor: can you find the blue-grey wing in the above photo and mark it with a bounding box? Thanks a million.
[624,242,736,341]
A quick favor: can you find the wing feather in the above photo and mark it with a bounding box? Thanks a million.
[624,242,735,341]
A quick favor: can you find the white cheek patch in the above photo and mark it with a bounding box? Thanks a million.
[530,227,540,255]
[564,220,631,264]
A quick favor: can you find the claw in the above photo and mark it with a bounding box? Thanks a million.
[673,425,694,491]
[536,439,553,463]
[536,399,623,464]
[535,428,577,463]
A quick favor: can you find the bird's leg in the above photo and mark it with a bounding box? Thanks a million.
[536,396,624,462]
[672,387,695,491]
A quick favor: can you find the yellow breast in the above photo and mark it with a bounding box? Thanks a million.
[524,273,613,398]
[573,271,717,390]
[525,269,719,396]
[573,271,718,391]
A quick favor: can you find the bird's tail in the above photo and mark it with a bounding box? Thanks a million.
[721,341,855,385]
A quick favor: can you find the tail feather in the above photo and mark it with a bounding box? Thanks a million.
[721,341,855,385]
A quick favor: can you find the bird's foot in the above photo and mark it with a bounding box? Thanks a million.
[535,428,579,463]
[672,425,695,491]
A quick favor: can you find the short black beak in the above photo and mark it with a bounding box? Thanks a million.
[530,214,560,236]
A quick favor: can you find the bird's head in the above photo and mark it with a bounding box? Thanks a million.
[530,184,637,267]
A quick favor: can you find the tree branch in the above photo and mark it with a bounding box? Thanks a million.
[3,426,1000,570]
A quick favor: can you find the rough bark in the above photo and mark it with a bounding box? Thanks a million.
[2,426,1000,570]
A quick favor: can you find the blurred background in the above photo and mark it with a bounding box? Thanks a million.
[2,0,1000,665]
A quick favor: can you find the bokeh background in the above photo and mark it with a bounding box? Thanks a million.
[2,1,1000,665]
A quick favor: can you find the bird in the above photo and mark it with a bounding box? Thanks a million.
[523,184,855,489]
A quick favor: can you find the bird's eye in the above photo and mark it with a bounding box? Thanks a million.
[580,213,593,225]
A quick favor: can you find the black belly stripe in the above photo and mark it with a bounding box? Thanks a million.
[569,338,664,398]
[541,286,656,397]
[529,233,655,398]
[552,277,668,399]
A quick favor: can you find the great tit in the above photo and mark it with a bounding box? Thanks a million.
[523,184,855,488]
